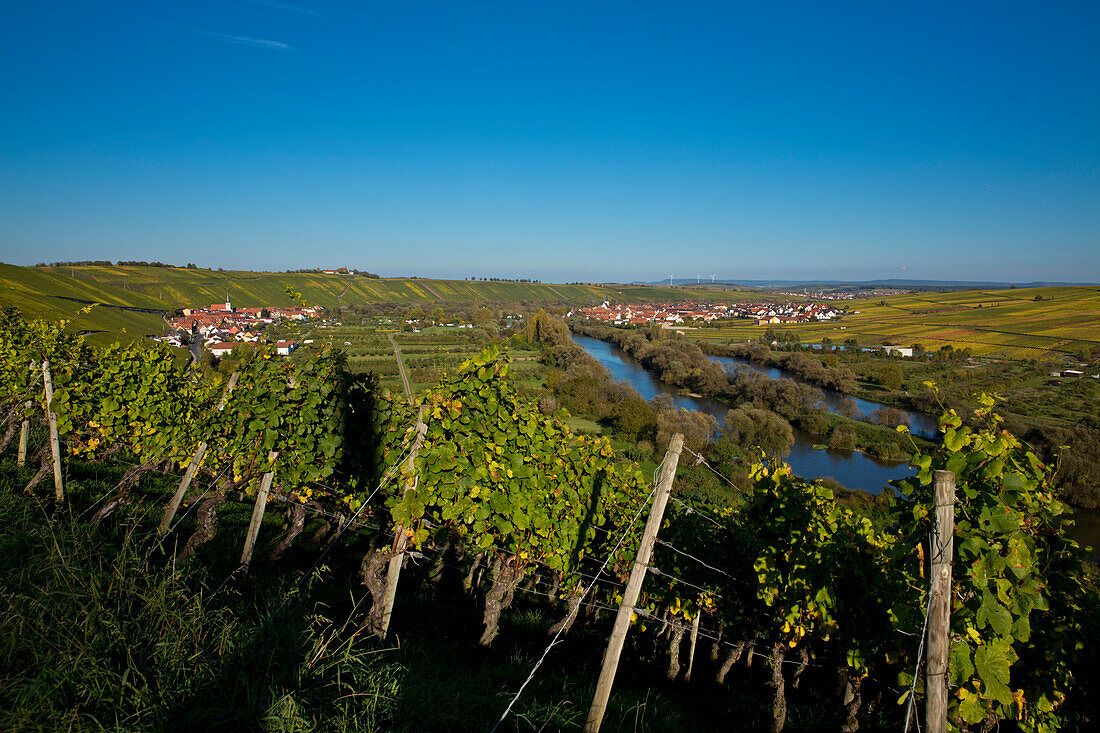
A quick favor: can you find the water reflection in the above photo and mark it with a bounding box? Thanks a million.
[573,335,915,495]
[707,354,939,439]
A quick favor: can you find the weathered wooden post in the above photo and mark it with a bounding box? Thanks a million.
[41,361,64,502]
[16,399,32,467]
[17,361,36,468]
[159,372,239,537]
[925,470,955,733]
[379,407,429,638]
[685,603,702,682]
[239,450,280,571]
[584,433,684,733]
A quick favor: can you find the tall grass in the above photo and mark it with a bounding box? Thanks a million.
[0,461,860,732]
[0,485,402,732]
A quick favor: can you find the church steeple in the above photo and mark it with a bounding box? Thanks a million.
[225,293,231,311]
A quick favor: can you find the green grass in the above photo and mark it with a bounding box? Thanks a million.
[567,417,604,435]
[0,457,875,731]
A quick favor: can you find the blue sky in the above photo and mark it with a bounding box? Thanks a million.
[1,1,1097,282]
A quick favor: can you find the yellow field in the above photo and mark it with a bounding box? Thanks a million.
[689,286,1100,359]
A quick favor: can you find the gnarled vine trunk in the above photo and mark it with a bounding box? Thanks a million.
[269,501,308,560]
[92,457,167,522]
[840,674,863,733]
[547,590,583,635]
[0,411,19,455]
[656,607,670,639]
[546,571,560,601]
[666,623,685,680]
[464,552,487,593]
[710,622,724,661]
[791,646,810,690]
[427,536,452,584]
[308,512,343,549]
[768,641,788,733]
[477,554,524,647]
[23,447,52,494]
[177,480,231,563]
[716,640,746,685]
[358,541,396,637]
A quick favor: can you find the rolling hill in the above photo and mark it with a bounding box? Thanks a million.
[0,263,769,342]
[689,286,1100,359]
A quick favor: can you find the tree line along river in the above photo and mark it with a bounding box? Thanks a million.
[572,334,1100,557]
[572,335,918,494]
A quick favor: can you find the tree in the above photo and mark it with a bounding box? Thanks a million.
[880,364,904,390]
[611,395,657,442]
[836,395,860,419]
[656,407,718,456]
[723,407,794,459]
[827,425,857,451]
[870,406,905,428]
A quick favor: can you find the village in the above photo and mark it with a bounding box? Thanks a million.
[571,300,842,326]
[153,294,322,357]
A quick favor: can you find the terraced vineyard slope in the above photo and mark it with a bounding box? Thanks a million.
[690,286,1100,359]
[0,263,771,342]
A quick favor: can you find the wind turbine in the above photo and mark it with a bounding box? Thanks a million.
[697,273,701,284]
[711,274,717,283]
[669,273,674,287]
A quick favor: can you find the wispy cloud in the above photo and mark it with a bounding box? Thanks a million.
[244,0,320,17]
[171,23,291,50]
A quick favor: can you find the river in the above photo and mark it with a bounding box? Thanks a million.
[707,353,941,439]
[574,335,1100,557]
[573,335,915,495]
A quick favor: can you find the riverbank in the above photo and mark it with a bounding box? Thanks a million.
[691,336,1100,509]
[571,334,925,495]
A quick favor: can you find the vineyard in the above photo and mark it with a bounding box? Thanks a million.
[307,322,545,396]
[0,263,774,345]
[689,286,1100,360]
[1,307,1098,731]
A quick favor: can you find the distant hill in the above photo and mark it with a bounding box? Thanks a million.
[643,278,1100,289]
[0,263,767,342]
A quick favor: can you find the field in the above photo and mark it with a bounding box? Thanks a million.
[299,320,546,398]
[689,286,1100,359]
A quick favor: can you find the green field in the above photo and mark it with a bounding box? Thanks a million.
[690,286,1100,359]
[301,321,544,397]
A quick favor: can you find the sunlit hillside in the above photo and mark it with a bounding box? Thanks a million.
[689,286,1100,359]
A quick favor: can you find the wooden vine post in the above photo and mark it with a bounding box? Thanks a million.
[17,399,31,467]
[240,450,280,571]
[584,432,684,733]
[17,361,36,468]
[158,372,239,537]
[41,361,64,502]
[685,603,702,682]
[925,470,955,733]
[379,407,429,638]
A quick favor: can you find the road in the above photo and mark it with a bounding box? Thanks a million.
[388,334,412,399]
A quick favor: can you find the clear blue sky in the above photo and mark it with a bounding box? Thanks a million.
[1,1,1097,283]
